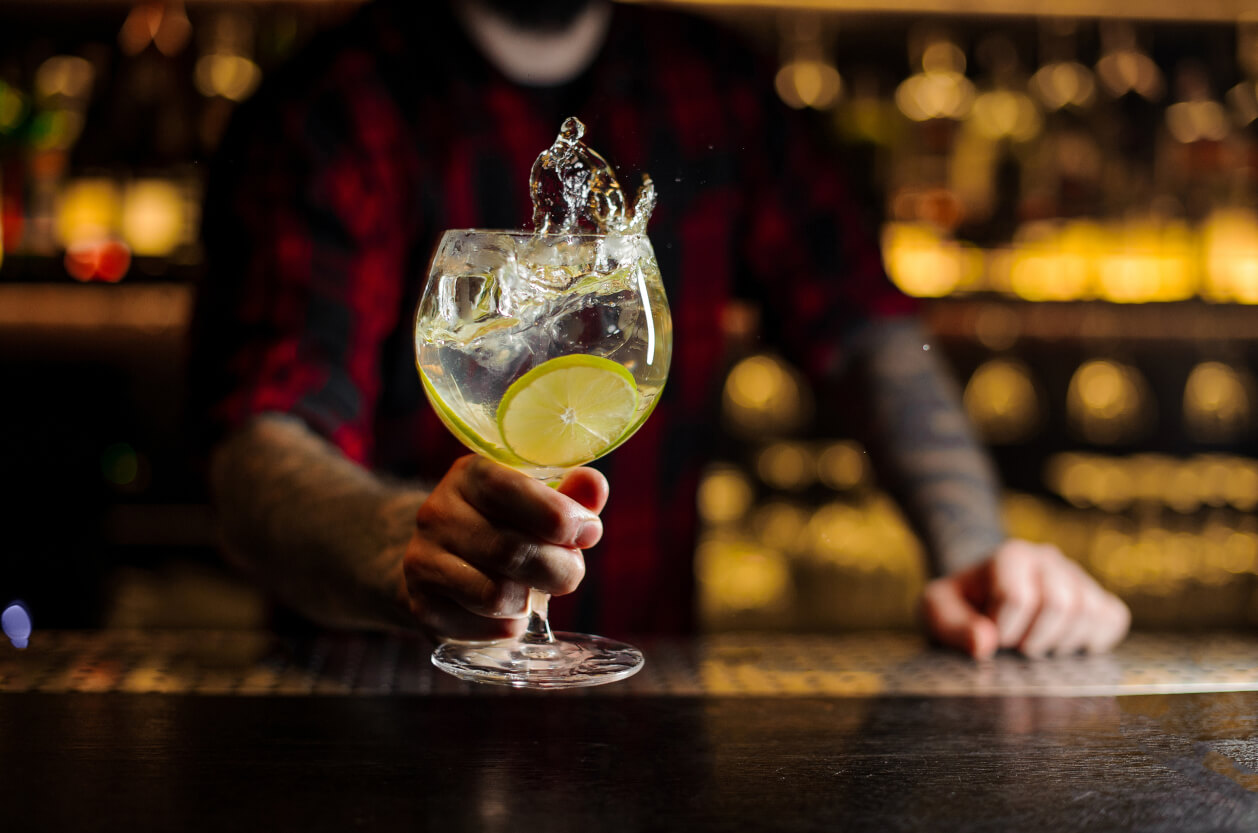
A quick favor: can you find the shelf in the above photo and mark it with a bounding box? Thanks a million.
[924,298,1258,345]
[629,0,1256,23]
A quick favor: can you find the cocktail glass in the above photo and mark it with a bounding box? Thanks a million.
[414,228,672,688]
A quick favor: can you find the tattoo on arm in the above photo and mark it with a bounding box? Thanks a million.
[848,319,1006,575]
[209,413,426,631]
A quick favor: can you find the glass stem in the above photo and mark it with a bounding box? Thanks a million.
[521,473,567,645]
[523,588,555,644]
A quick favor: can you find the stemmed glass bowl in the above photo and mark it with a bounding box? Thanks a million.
[414,228,671,688]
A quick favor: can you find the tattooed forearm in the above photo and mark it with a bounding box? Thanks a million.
[209,413,425,631]
[846,319,1006,576]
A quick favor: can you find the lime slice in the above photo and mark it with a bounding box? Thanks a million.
[498,355,639,468]
[418,365,529,467]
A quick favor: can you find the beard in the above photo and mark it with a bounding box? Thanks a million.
[473,0,597,31]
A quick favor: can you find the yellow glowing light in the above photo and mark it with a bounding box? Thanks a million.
[968,90,1041,142]
[1095,50,1163,100]
[697,465,755,525]
[122,179,185,257]
[751,501,808,551]
[723,354,810,435]
[1223,532,1258,574]
[922,41,966,75]
[895,71,975,122]
[1030,61,1096,111]
[817,440,867,491]
[1094,222,1197,303]
[1166,100,1229,144]
[881,223,982,298]
[775,59,842,110]
[1162,100,1222,145]
[1007,221,1102,302]
[35,55,94,101]
[56,178,120,246]
[756,442,813,491]
[696,537,791,612]
[195,54,262,102]
[0,82,24,133]
[1224,460,1258,511]
[1066,360,1151,445]
[1184,362,1253,443]
[1202,209,1258,304]
[1227,80,1258,126]
[962,358,1041,444]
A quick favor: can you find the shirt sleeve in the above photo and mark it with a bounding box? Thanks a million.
[191,57,417,465]
[735,89,918,382]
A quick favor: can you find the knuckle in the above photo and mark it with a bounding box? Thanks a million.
[1040,582,1076,614]
[993,583,1034,611]
[499,532,541,577]
[550,551,585,596]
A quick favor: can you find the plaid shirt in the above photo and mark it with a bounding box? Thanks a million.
[192,0,915,635]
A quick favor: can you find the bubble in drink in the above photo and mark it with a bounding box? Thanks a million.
[530,116,656,235]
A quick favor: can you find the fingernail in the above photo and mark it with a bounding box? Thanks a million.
[575,520,602,549]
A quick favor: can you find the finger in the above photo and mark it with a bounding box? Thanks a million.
[1052,589,1102,656]
[555,467,610,515]
[1052,565,1115,655]
[457,455,599,547]
[1083,594,1131,654]
[921,576,1000,660]
[1018,560,1082,658]
[415,593,528,642]
[417,473,586,596]
[986,544,1042,648]
[403,547,530,619]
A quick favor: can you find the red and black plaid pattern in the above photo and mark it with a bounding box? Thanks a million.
[191,0,916,635]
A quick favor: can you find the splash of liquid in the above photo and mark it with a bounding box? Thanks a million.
[530,116,655,235]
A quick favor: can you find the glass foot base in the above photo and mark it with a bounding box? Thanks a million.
[432,631,644,689]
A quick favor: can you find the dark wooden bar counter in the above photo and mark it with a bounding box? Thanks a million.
[3,632,1257,832]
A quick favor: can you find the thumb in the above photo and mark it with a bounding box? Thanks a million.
[921,575,1000,660]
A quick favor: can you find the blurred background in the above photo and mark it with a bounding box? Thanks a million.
[2,0,1257,636]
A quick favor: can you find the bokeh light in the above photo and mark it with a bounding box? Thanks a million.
[963,358,1042,444]
[756,441,814,491]
[2,602,32,650]
[1165,100,1230,144]
[56,178,120,246]
[696,535,792,613]
[816,440,867,491]
[195,54,263,102]
[967,89,1041,142]
[1184,362,1253,444]
[697,465,755,525]
[776,59,842,110]
[881,223,983,298]
[1095,49,1164,100]
[122,179,185,256]
[34,55,94,101]
[1030,61,1096,111]
[0,80,28,135]
[1066,360,1153,445]
[722,354,811,436]
[101,442,140,487]
[1202,209,1258,304]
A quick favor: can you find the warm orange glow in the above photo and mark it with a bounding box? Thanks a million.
[195,54,262,102]
[122,179,185,256]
